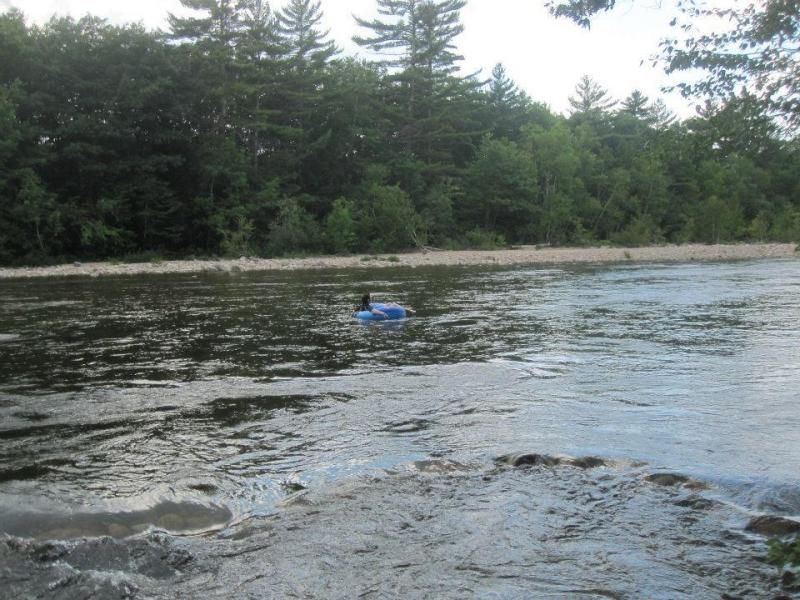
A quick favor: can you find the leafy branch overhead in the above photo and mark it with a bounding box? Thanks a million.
[547,0,800,134]
[661,0,800,134]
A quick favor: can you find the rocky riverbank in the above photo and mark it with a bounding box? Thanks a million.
[1,456,793,599]
[0,243,796,280]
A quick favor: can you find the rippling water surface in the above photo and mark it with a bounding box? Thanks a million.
[1,259,799,598]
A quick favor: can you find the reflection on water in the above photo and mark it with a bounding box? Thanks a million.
[0,259,798,596]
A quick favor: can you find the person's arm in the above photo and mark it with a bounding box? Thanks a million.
[370,307,388,318]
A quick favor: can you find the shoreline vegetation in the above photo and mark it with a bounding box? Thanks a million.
[2,10,800,266]
[0,243,795,280]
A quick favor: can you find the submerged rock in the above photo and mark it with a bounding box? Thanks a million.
[496,453,607,469]
[674,495,720,511]
[646,473,708,490]
[0,533,192,600]
[745,515,800,536]
[565,456,606,469]
[281,480,307,492]
[496,453,561,467]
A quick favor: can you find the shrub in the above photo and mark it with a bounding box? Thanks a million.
[611,215,662,247]
[769,208,800,242]
[357,185,422,252]
[463,227,506,250]
[323,198,357,254]
[219,215,255,258]
[267,199,321,256]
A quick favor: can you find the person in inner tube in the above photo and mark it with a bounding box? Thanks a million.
[355,293,415,318]
[357,293,388,318]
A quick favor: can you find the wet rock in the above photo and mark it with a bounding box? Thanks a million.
[28,540,68,563]
[646,473,708,490]
[674,495,719,511]
[281,480,307,492]
[565,456,606,469]
[188,482,218,494]
[745,515,800,536]
[0,534,191,597]
[496,454,606,469]
[647,473,689,486]
[496,453,561,468]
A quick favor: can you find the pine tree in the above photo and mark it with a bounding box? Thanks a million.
[415,0,466,76]
[169,1,253,252]
[274,0,340,199]
[568,74,616,115]
[168,0,241,132]
[619,90,650,119]
[486,63,531,140]
[354,0,467,109]
[235,0,287,175]
[276,0,337,66]
[353,0,479,170]
[648,99,676,130]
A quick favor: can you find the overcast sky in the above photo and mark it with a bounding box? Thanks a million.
[5,0,711,118]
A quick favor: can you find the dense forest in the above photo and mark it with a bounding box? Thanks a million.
[0,0,798,264]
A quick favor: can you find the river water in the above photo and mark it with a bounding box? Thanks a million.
[0,258,798,598]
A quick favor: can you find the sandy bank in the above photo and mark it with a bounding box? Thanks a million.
[0,243,796,280]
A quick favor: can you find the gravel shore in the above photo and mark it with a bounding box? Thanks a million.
[0,243,796,280]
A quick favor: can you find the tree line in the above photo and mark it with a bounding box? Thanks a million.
[0,0,798,265]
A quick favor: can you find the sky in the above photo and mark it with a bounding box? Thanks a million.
[4,0,714,118]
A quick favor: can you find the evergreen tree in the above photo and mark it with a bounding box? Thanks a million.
[168,1,256,253]
[168,0,241,132]
[568,74,616,115]
[619,90,650,119]
[354,1,465,72]
[485,63,531,140]
[275,0,341,204]
[354,0,480,172]
[276,0,337,65]
[648,98,676,130]
[235,0,289,177]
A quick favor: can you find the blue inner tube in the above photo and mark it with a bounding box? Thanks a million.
[353,303,407,321]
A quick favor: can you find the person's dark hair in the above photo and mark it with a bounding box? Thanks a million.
[361,293,370,305]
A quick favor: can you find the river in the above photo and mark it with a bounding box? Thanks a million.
[1,258,798,598]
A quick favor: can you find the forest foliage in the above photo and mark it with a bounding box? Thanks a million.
[0,0,798,264]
